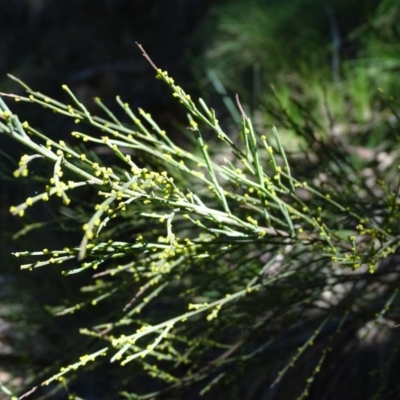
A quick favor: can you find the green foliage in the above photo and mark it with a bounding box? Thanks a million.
[199,0,400,150]
[1,39,400,399]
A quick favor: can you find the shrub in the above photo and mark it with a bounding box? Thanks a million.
[1,43,400,399]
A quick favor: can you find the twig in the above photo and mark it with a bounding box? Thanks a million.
[235,94,248,119]
[0,93,24,99]
[19,385,38,400]
[136,42,158,71]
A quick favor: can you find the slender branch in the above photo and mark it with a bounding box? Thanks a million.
[235,94,248,119]
[136,42,158,71]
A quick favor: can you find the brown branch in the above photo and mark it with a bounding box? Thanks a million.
[235,94,248,119]
[135,42,158,71]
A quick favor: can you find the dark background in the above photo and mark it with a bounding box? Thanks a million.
[1,1,399,399]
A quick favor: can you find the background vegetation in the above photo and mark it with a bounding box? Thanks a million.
[1,0,400,399]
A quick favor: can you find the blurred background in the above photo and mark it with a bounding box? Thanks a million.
[1,0,400,398]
